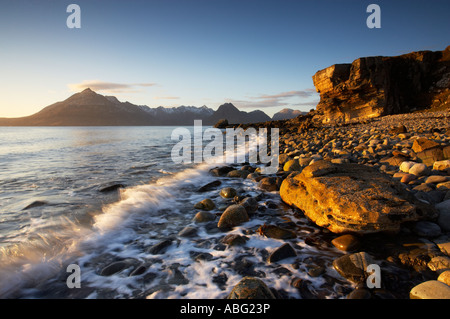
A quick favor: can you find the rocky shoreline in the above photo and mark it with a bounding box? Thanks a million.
[212,109,450,299]
[31,110,450,300]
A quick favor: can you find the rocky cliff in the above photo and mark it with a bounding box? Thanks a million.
[312,46,450,123]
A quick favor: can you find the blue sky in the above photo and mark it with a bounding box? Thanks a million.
[0,0,449,118]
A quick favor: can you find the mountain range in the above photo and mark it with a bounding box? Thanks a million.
[0,88,304,126]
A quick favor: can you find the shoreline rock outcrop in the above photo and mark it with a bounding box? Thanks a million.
[312,46,450,123]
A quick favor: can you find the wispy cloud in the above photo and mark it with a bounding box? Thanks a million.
[226,89,319,109]
[68,80,157,93]
[254,89,317,100]
[153,96,180,100]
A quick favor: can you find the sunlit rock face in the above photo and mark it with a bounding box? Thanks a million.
[312,46,450,123]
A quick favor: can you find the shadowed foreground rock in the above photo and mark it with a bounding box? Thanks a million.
[227,277,276,299]
[280,161,437,234]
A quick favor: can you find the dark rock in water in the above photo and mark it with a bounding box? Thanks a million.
[98,182,126,193]
[227,277,276,299]
[129,264,147,277]
[166,266,189,285]
[239,197,259,215]
[257,224,296,239]
[210,166,235,177]
[22,200,48,210]
[230,256,265,277]
[178,226,198,238]
[306,264,326,277]
[190,251,213,262]
[100,259,138,276]
[220,234,248,246]
[267,243,297,263]
[197,180,222,192]
[212,273,228,290]
[291,278,317,299]
[147,239,173,255]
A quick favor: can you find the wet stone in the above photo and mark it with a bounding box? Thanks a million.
[257,224,296,239]
[147,239,173,255]
[332,252,375,284]
[190,251,214,262]
[412,221,441,238]
[220,187,237,199]
[166,267,189,285]
[197,180,222,192]
[331,234,361,252]
[193,211,216,223]
[267,243,297,263]
[100,259,138,277]
[178,226,198,238]
[220,234,248,246]
[227,277,276,299]
[217,204,249,230]
[193,198,215,211]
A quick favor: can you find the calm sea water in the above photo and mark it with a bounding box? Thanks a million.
[0,126,350,299]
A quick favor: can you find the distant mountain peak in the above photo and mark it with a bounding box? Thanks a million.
[0,89,271,126]
[79,87,95,95]
[216,103,240,114]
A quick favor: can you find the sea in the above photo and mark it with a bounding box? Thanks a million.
[0,126,351,299]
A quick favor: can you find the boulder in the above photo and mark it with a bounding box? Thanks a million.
[408,163,429,176]
[410,280,450,299]
[217,204,249,229]
[193,198,215,211]
[147,239,173,255]
[258,177,282,192]
[412,138,440,153]
[283,159,301,172]
[227,277,276,299]
[332,252,375,284]
[238,197,258,215]
[438,271,450,286]
[193,211,216,223]
[256,224,296,239]
[267,243,297,263]
[331,234,361,252]
[178,226,198,238]
[433,160,450,171]
[280,161,436,234]
[197,180,222,192]
[417,147,446,167]
[220,234,248,246]
[220,187,237,199]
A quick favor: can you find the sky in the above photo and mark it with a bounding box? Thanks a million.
[0,0,449,118]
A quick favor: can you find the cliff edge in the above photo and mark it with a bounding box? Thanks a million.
[312,46,450,123]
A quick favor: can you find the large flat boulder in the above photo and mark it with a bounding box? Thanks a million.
[280,161,436,234]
